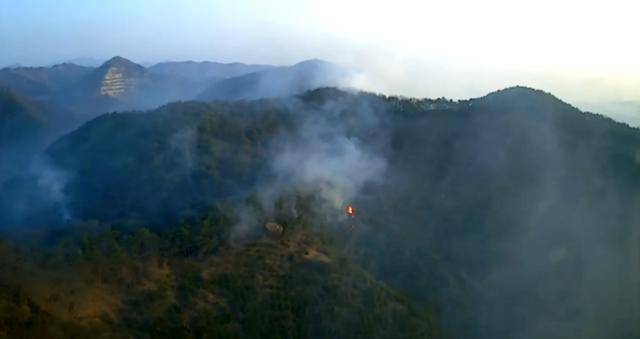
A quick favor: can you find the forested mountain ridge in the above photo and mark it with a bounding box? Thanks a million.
[54,56,202,116]
[0,205,441,339]
[199,59,350,101]
[0,86,73,179]
[0,86,638,338]
[0,86,46,143]
[0,63,93,100]
[149,61,274,84]
[0,57,351,152]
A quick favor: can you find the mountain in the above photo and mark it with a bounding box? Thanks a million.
[0,86,55,179]
[0,58,352,131]
[78,56,148,98]
[0,85,80,227]
[149,61,273,84]
[42,90,382,225]
[0,206,440,338]
[578,100,640,128]
[0,57,339,166]
[199,59,350,101]
[359,86,640,338]
[0,86,47,149]
[0,63,93,100]
[45,100,293,225]
[57,56,200,116]
[59,56,105,67]
[12,87,634,338]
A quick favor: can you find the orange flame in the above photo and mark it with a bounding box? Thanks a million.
[346,204,355,218]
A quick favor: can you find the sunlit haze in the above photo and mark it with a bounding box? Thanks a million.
[1,1,640,338]
[1,0,639,106]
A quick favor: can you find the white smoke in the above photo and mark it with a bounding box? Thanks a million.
[271,115,386,209]
[262,93,389,217]
[33,158,72,221]
[169,127,197,174]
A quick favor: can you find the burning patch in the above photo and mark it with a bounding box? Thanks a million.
[346,204,355,218]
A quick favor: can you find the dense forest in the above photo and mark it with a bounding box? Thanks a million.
[0,201,439,338]
[1,86,639,338]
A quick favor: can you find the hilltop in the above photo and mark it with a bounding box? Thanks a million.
[0,86,639,338]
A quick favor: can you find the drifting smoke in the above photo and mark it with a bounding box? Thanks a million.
[224,90,391,239]
[1,75,636,339]
[229,203,262,243]
[33,158,71,222]
[257,92,389,222]
[202,59,353,101]
[169,127,197,175]
[0,156,71,230]
[271,113,386,208]
[346,88,640,339]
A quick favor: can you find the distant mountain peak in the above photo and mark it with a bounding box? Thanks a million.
[99,56,144,71]
[488,86,548,96]
[50,62,90,71]
[94,57,146,98]
[51,62,76,68]
[148,60,274,82]
[474,85,576,113]
[292,59,335,68]
[198,58,350,101]
[103,56,137,66]
[3,63,23,69]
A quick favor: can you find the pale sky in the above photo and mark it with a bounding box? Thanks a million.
[1,0,639,106]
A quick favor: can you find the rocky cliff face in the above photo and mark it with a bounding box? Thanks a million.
[99,64,138,97]
[92,56,145,97]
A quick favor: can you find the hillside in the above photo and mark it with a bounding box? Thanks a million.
[0,86,50,177]
[1,87,639,338]
[0,84,81,183]
[0,205,440,338]
[149,61,273,83]
[0,63,93,100]
[0,86,47,145]
[199,60,350,101]
[57,56,201,115]
[45,99,297,225]
[0,58,351,137]
[358,86,640,338]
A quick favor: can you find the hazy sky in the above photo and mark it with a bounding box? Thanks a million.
[1,0,639,105]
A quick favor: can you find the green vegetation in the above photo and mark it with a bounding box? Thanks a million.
[1,87,639,338]
[0,86,46,150]
[0,202,441,338]
[45,100,296,225]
